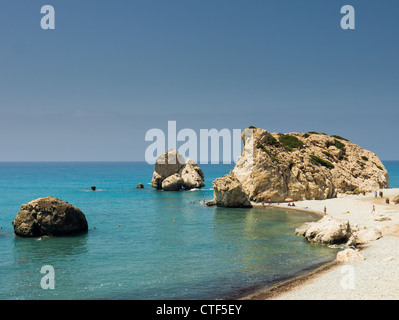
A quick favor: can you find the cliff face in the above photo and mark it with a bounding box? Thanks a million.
[213,128,389,205]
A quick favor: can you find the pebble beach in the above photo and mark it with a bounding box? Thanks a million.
[243,188,399,300]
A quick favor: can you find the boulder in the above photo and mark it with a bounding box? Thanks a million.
[12,197,88,237]
[295,215,351,245]
[155,149,185,179]
[336,248,365,262]
[136,183,145,189]
[162,173,183,191]
[212,172,252,208]
[348,226,382,246]
[151,149,205,191]
[179,159,205,190]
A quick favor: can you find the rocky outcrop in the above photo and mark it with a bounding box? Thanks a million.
[212,172,252,208]
[151,149,205,191]
[212,127,389,206]
[12,197,88,237]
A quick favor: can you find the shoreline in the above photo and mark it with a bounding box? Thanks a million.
[239,189,399,300]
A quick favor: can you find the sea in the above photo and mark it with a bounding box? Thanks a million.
[0,161,398,300]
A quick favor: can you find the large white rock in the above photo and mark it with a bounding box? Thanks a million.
[295,215,351,245]
[349,226,382,245]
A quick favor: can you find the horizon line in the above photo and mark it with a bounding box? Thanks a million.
[0,160,398,163]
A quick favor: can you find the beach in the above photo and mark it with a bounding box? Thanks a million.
[242,188,399,300]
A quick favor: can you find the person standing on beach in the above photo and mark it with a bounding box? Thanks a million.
[372,205,376,214]
[375,191,378,198]
[324,206,327,215]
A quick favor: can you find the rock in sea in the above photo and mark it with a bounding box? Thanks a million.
[212,172,252,208]
[151,149,205,191]
[12,197,89,237]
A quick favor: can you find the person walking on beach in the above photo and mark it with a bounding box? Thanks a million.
[372,205,376,214]
[324,206,327,215]
[375,191,377,198]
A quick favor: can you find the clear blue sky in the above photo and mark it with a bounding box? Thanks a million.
[0,0,398,161]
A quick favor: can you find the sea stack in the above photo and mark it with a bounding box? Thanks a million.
[211,127,389,207]
[151,149,205,191]
[12,197,89,237]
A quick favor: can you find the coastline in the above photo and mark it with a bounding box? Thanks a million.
[239,188,399,300]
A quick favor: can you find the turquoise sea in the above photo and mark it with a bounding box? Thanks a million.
[1,161,398,300]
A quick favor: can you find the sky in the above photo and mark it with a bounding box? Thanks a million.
[0,0,398,161]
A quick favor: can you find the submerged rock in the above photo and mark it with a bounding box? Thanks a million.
[136,183,144,189]
[12,197,88,237]
[151,149,205,191]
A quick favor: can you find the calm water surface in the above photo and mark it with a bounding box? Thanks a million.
[3,161,397,299]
